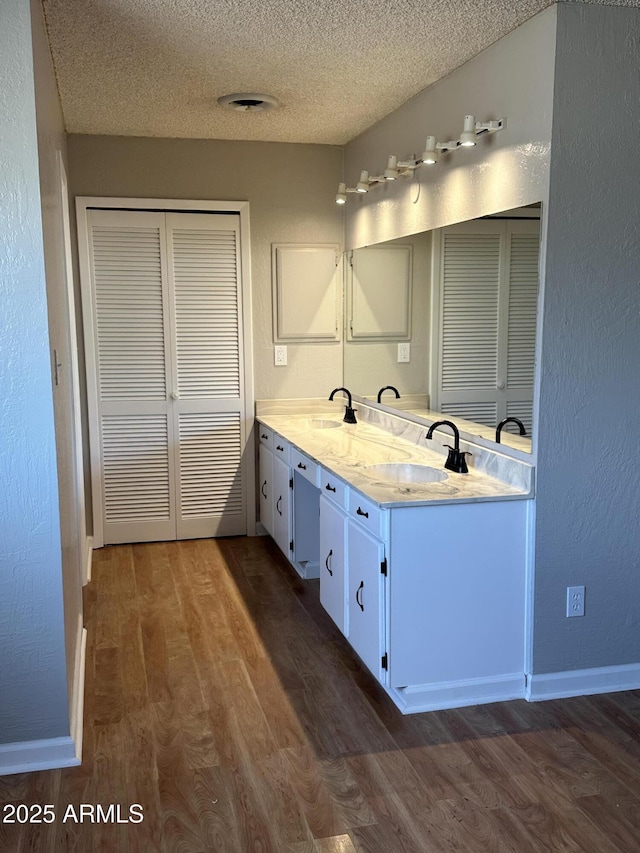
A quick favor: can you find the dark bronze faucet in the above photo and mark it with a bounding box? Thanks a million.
[495,417,527,444]
[377,385,401,404]
[426,419,471,474]
[329,387,357,424]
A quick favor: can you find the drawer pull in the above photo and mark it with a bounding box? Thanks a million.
[297,462,307,470]
[325,549,333,576]
[261,433,268,439]
[276,496,282,516]
[356,581,364,611]
[325,483,336,492]
[261,480,267,498]
[276,444,284,451]
[356,506,369,519]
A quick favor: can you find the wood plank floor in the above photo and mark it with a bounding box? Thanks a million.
[3,536,640,851]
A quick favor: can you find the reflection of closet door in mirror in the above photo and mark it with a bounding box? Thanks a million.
[348,245,412,339]
[431,219,539,434]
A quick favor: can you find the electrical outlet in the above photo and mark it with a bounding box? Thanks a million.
[566,585,585,617]
[274,345,287,366]
[398,342,411,363]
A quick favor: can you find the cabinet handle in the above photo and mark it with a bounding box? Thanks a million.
[356,581,364,611]
[261,480,267,498]
[325,549,333,576]
[276,496,282,516]
[356,506,369,519]
[325,483,336,492]
[261,433,268,439]
[297,462,307,470]
[276,444,284,451]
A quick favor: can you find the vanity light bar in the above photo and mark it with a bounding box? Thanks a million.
[335,115,505,202]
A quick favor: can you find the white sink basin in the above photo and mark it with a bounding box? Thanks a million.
[364,462,447,485]
[309,419,341,429]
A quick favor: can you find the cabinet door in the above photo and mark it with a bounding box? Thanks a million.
[272,453,292,558]
[348,520,386,682]
[319,496,348,635]
[258,445,274,536]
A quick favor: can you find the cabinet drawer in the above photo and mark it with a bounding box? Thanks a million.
[290,447,320,486]
[349,491,387,538]
[272,433,290,464]
[320,468,348,510]
[258,425,272,448]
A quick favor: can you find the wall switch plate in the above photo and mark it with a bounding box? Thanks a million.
[398,342,411,363]
[566,585,585,617]
[274,345,287,366]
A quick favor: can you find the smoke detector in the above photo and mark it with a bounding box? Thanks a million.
[217,93,280,112]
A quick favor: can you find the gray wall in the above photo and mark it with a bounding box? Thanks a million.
[344,9,555,249]
[67,136,344,401]
[533,3,640,673]
[0,0,70,743]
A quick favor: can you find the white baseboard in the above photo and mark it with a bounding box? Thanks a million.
[526,662,640,701]
[84,535,93,585]
[0,628,87,777]
[387,673,526,714]
[0,736,80,777]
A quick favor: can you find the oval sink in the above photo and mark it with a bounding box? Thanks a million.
[309,419,342,430]
[364,463,447,485]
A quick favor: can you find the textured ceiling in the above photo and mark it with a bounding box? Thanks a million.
[41,0,638,145]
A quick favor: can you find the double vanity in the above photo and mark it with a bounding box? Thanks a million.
[256,397,534,714]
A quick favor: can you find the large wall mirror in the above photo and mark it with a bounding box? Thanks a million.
[343,204,541,454]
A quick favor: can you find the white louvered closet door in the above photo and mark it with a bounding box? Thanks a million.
[165,213,246,539]
[85,209,246,545]
[434,219,539,430]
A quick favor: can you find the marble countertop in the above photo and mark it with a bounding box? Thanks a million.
[256,412,532,509]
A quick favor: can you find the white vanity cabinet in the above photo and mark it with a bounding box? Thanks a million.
[319,472,349,635]
[258,432,320,578]
[258,427,292,558]
[256,416,530,712]
[385,499,527,712]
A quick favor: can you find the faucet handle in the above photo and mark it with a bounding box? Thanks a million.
[343,406,357,424]
[444,446,471,474]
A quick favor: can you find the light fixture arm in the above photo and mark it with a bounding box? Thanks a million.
[335,116,505,204]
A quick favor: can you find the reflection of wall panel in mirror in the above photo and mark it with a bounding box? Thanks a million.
[349,244,411,338]
[343,206,541,454]
[344,233,431,398]
[432,218,540,436]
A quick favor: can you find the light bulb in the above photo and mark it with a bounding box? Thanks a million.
[384,155,399,180]
[335,182,347,204]
[421,136,438,164]
[356,170,369,193]
[459,115,477,147]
